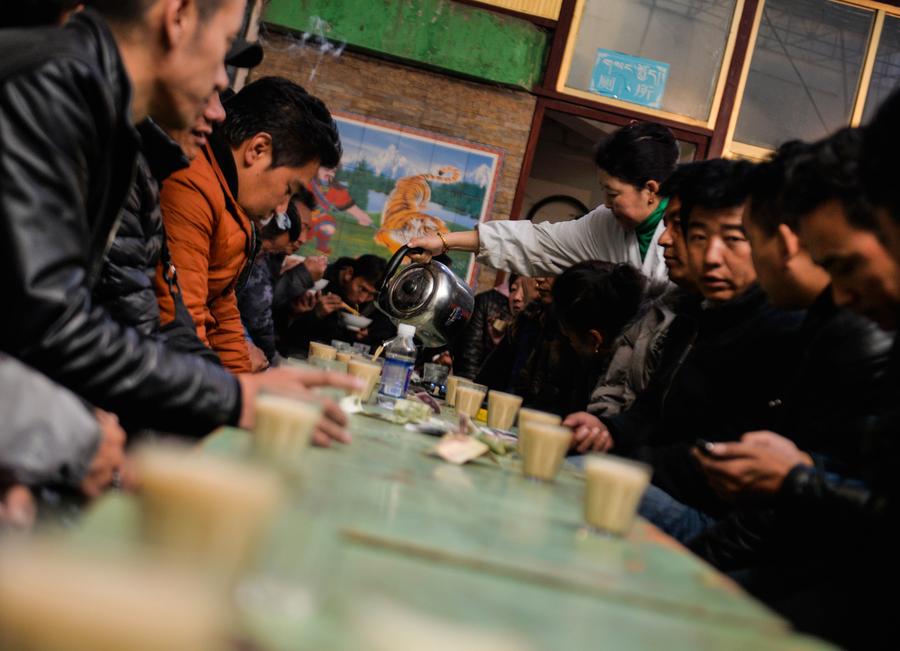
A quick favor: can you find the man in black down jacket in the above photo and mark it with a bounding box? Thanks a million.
[0,3,356,439]
[95,41,262,370]
[94,120,194,337]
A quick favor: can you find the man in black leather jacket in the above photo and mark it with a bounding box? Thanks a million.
[453,275,523,381]
[689,129,897,647]
[0,3,356,439]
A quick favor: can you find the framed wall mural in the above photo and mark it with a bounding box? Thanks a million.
[299,111,505,283]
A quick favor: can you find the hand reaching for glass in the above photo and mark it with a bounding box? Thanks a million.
[562,411,614,453]
[237,367,362,446]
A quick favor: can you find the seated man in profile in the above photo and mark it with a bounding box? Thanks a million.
[0,0,256,437]
[563,162,708,451]
[277,254,391,356]
[157,76,342,373]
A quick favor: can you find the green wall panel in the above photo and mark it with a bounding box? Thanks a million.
[263,0,549,89]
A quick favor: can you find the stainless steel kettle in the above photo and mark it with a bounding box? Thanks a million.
[376,245,475,348]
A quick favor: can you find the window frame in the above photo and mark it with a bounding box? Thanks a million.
[554,0,748,128]
[722,0,898,159]
[508,96,708,221]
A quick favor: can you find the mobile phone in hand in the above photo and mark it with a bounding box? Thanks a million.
[694,438,718,457]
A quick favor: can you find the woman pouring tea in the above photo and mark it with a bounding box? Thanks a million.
[408,121,679,283]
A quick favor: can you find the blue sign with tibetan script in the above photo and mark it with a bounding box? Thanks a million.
[589,49,669,110]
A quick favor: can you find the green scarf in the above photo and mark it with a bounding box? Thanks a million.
[635,197,668,261]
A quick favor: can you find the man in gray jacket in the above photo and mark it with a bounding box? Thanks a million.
[0,354,125,525]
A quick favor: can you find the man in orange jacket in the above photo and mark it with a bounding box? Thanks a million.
[157,76,341,372]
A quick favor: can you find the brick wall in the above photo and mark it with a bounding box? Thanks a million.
[249,33,537,290]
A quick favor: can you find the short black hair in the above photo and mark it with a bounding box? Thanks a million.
[220,76,342,169]
[259,215,289,242]
[675,158,753,233]
[551,261,645,343]
[660,161,706,201]
[291,186,317,211]
[862,89,900,223]
[85,0,223,22]
[284,189,314,241]
[350,254,387,284]
[743,141,811,236]
[779,128,878,233]
[594,122,679,188]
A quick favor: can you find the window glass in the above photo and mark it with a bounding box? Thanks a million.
[734,0,873,149]
[564,0,738,121]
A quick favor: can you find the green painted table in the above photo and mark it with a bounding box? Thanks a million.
[74,410,836,650]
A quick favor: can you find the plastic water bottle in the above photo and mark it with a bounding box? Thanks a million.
[378,323,417,402]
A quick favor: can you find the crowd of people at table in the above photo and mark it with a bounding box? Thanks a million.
[0,0,898,648]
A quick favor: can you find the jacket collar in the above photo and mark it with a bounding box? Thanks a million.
[800,286,838,332]
[137,119,189,183]
[699,283,768,329]
[208,129,240,200]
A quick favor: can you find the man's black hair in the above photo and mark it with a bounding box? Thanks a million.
[862,89,900,224]
[659,160,708,201]
[551,260,645,343]
[1,0,81,27]
[350,254,387,284]
[676,158,754,233]
[85,0,223,21]
[292,186,317,211]
[593,121,679,188]
[742,141,811,236]
[282,188,314,242]
[259,215,288,242]
[220,76,342,169]
[778,128,879,233]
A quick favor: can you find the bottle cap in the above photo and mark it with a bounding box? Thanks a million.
[397,323,416,338]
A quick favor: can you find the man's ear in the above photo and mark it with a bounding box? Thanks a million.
[646,179,660,197]
[339,267,354,285]
[242,133,274,168]
[159,0,194,48]
[777,223,802,264]
[588,328,605,353]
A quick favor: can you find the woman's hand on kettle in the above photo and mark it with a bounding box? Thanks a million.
[406,235,444,263]
[408,231,479,263]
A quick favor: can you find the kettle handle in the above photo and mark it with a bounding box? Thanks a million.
[379,245,425,293]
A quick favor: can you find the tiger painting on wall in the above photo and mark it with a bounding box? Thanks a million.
[374,165,462,253]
